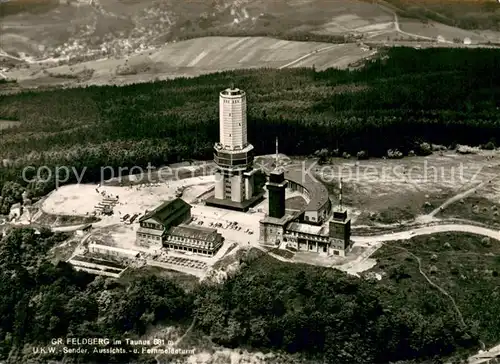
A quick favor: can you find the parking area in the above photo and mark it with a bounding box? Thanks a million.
[189,204,266,246]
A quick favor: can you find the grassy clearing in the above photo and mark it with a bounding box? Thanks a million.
[46,236,80,263]
[437,195,500,228]
[119,265,200,292]
[270,248,295,259]
[35,211,99,226]
[370,232,500,347]
[378,0,500,31]
[212,247,250,271]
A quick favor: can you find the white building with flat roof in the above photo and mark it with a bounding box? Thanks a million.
[88,242,140,259]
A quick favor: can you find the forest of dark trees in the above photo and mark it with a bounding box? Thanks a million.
[0,228,477,364]
[0,47,499,212]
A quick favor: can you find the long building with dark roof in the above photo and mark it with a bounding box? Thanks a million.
[136,198,192,248]
[136,198,224,256]
[165,224,224,256]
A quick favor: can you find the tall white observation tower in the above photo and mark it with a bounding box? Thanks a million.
[208,87,259,211]
[219,88,248,150]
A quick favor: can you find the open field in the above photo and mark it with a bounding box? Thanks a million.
[399,19,489,42]
[307,149,500,227]
[437,194,500,228]
[2,0,389,61]
[5,38,499,92]
[2,38,375,88]
[370,232,500,346]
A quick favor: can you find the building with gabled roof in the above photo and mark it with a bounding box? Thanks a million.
[136,198,192,248]
[165,224,224,256]
[138,198,191,226]
[136,198,224,256]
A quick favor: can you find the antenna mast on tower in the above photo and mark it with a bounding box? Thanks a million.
[275,137,279,167]
[339,177,343,211]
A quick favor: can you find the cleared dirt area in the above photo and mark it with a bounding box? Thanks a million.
[41,176,214,218]
[39,175,266,273]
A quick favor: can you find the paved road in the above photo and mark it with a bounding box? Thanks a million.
[376,3,450,43]
[352,224,500,245]
[466,346,500,364]
[278,44,341,69]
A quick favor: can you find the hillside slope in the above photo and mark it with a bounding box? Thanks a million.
[0,0,498,65]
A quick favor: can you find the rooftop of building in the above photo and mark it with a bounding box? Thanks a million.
[284,169,330,212]
[137,227,164,236]
[220,88,245,97]
[260,212,297,226]
[332,208,349,221]
[205,191,265,212]
[168,224,221,243]
[214,143,254,153]
[139,198,191,224]
[287,221,329,236]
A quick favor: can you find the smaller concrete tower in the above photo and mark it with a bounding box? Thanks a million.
[266,170,287,219]
[328,177,351,255]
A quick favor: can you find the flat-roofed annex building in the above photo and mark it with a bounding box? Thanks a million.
[89,241,140,259]
[165,224,224,256]
[136,198,192,248]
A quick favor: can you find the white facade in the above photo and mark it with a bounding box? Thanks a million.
[89,242,140,259]
[219,88,247,150]
[214,171,224,199]
[245,174,254,199]
[230,174,244,202]
[212,87,257,206]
